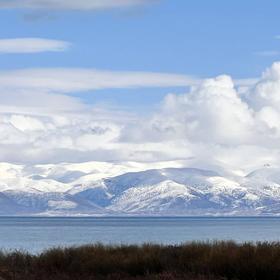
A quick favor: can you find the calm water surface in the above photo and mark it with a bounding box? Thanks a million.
[0,217,280,253]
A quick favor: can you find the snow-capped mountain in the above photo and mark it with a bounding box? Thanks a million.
[0,161,280,216]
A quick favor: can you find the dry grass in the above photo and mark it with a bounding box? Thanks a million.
[0,241,280,279]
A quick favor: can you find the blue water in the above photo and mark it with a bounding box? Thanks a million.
[0,217,280,253]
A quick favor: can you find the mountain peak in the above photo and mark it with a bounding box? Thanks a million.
[0,161,279,216]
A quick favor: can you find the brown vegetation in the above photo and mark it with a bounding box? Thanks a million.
[0,241,280,279]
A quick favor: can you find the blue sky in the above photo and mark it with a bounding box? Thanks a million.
[2,0,280,170]
[1,0,280,110]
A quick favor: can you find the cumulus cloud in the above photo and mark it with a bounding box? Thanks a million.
[119,62,280,173]
[2,62,280,175]
[0,0,151,10]
[0,38,70,54]
[248,62,280,110]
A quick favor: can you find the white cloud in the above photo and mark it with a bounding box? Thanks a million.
[0,68,198,117]
[0,90,86,115]
[0,68,198,95]
[117,62,280,173]
[0,67,254,101]
[0,0,151,10]
[0,38,70,53]
[160,75,255,145]
[246,62,280,110]
[1,62,280,175]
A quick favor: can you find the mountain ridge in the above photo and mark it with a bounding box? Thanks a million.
[0,161,279,216]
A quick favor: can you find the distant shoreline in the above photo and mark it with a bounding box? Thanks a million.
[1,215,280,218]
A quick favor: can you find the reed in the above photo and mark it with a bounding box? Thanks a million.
[0,241,280,279]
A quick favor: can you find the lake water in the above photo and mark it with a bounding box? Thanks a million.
[0,217,280,253]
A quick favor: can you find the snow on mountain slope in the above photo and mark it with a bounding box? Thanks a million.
[0,160,163,193]
[3,189,112,215]
[65,160,188,186]
[73,168,241,198]
[109,180,197,213]
[71,167,264,215]
[69,168,232,210]
[244,167,280,187]
[0,162,280,215]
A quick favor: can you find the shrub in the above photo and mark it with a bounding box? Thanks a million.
[0,242,280,279]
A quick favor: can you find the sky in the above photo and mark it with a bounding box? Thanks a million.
[1,0,280,175]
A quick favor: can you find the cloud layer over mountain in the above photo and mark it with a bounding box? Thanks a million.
[0,62,280,175]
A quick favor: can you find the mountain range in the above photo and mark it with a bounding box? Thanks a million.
[0,161,280,216]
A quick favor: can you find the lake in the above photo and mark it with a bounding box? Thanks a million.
[0,217,280,253]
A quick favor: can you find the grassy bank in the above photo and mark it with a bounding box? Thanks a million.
[0,241,280,279]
